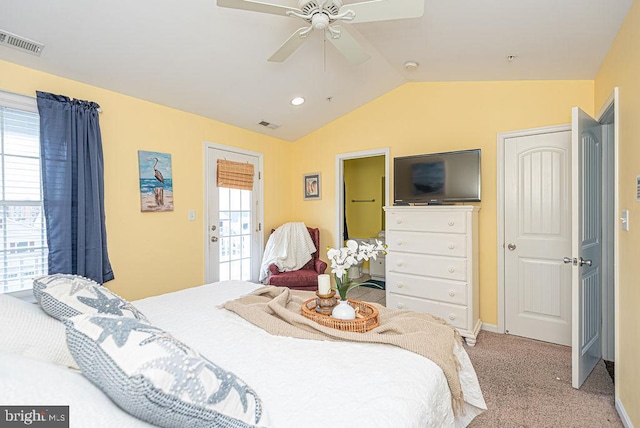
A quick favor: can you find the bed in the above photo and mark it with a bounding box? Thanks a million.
[0,278,486,427]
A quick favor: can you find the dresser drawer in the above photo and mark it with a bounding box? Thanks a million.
[387,293,468,330]
[386,272,467,305]
[386,231,467,257]
[387,210,466,233]
[386,252,467,281]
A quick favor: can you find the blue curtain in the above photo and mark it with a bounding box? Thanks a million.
[36,91,114,284]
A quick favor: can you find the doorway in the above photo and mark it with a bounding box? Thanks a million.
[335,149,390,253]
[497,89,618,387]
[204,143,264,284]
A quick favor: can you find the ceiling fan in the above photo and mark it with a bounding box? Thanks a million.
[217,0,425,65]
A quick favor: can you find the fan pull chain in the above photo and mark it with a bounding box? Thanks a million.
[323,36,327,73]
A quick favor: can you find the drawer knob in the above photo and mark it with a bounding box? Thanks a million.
[396,218,403,224]
[397,282,404,289]
[396,261,404,267]
[449,290,455,297]
[448,266,455,273]
[448,243,455,250]
[396,240,403,246]
[448,314,456,321]
[448,220,455,226]
[397,303,404,309]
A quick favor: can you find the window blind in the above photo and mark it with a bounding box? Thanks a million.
[217,159,254,191]
[0,102,48,293]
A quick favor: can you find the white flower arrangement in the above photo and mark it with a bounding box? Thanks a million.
[326,239,387,301]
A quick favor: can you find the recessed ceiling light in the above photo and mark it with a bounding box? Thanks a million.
[291,97,305,106]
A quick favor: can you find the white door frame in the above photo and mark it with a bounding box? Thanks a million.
[335,148,390,249]
[497,124,571,334]
[203,142,264,284]
[595,88,619,362]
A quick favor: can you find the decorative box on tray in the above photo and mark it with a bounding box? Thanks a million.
[301,298,380,333]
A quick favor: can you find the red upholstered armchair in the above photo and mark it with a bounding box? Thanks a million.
[266,227,328,291]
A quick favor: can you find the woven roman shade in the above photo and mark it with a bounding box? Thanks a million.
[217,159,254,190]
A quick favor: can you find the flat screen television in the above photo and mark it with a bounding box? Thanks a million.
[393,149,481,204]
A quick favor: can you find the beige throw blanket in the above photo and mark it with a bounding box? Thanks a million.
[224,286,464,416]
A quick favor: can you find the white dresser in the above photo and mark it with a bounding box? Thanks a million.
[384,205,481,345]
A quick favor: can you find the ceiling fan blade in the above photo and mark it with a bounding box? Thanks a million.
[268,28,309,62]
[325,26,370,66]
[339,0,425,24]
[217,0,301,17]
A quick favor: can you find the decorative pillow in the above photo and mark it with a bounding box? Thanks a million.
[0,293,78,369]
[65,314,268,428]
[33,273,99,303]
[37,275,147,322]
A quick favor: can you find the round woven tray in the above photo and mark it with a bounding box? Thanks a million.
[301,298,380,333]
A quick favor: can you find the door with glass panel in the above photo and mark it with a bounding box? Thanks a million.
[206,146,262,283]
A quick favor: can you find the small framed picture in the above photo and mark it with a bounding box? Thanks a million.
[303,173,321,200]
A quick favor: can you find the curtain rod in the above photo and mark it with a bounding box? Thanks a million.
[4,89,103,113]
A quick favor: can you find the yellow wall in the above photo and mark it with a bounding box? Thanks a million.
[344,156,385,239]
[0,60,293,301]
[595,0,640,422]
[292,80,594,325]
[0,60,596,328]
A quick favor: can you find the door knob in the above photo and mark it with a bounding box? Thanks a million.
[211,236,218,242]
[563,257,574,264]
[507,243,516,251]
[579,257,592,267]
[211,225,217,231]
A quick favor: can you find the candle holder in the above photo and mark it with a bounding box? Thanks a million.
[315,290,337,315]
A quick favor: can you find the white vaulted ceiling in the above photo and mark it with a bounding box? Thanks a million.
[0,0,632,141]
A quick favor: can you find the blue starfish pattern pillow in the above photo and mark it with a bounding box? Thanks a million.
[33,274,99,304]
[65,314,268,428]
[37,275,147,322]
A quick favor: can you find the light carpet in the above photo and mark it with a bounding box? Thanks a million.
[465,331,621,427]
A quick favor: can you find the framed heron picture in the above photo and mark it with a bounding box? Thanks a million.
[138,150,174,212]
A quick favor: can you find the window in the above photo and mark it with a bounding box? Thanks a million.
[0,91,48,294]
[218,186,252,281]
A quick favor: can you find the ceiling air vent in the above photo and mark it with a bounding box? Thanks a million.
[258,120,280,130]
[0,29,44,56]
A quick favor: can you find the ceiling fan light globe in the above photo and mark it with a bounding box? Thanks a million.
[312,13,330,30]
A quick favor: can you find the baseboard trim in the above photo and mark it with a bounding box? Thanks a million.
[481,322,498,333]
[616,398,634,428]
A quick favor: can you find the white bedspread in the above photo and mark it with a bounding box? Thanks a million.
[0,352,155,427]
[259,222,316,281]
[134,280,486,428]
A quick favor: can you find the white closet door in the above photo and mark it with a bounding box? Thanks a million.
[504,130,572,346]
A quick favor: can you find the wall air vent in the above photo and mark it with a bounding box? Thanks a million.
[0,29,44,56]
[258,120,280,130]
